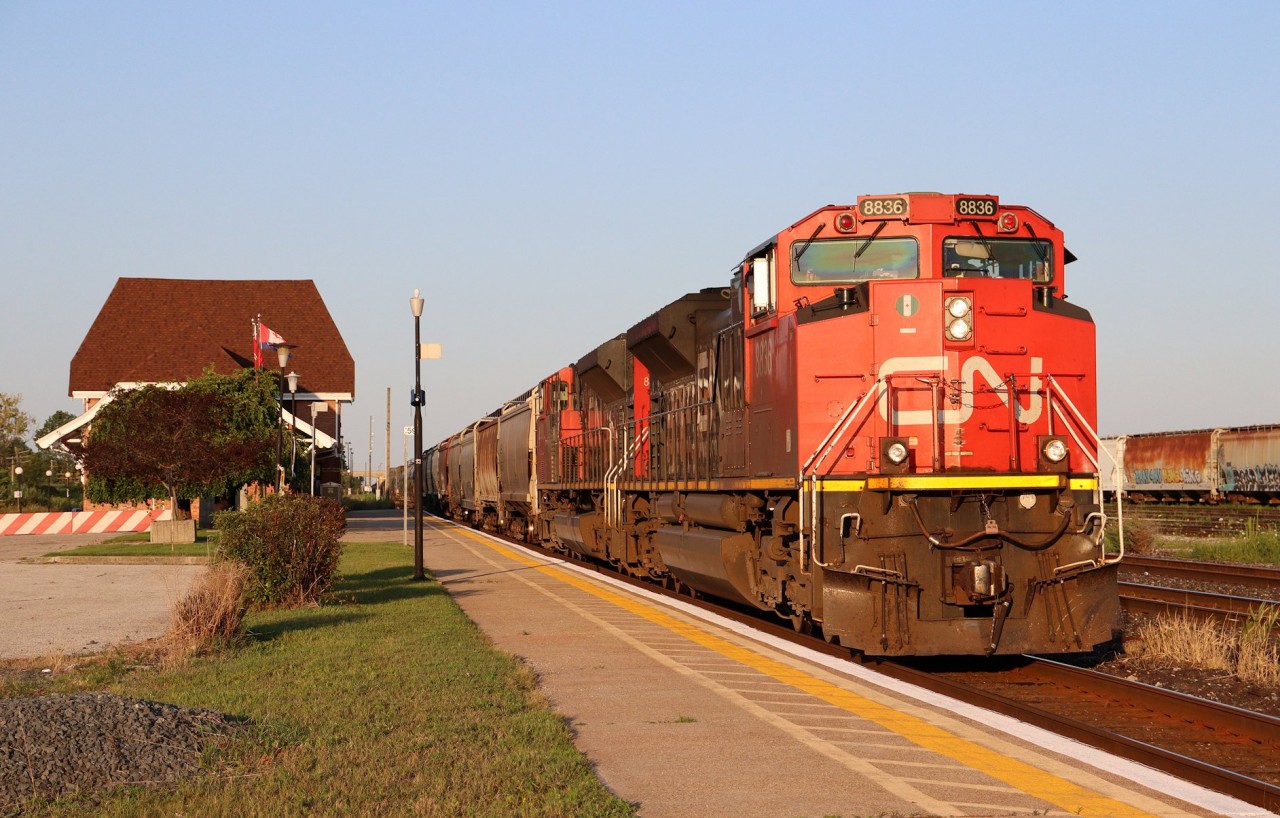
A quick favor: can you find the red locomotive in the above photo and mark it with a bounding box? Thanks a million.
[426,192,1120,656]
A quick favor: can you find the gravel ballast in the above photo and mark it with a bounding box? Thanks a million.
[0,692,238,812]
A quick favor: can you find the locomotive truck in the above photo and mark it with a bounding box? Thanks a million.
[426,192,1120,656]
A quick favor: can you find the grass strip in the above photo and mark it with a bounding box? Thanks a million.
[39,541,633,817]
[44,540,216,559]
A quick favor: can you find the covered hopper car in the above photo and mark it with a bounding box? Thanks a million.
[1101,425,1280,503]
[426,192,1120,656]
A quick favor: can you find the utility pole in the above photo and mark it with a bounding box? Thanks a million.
[385,387,392,497]
[367,415,373,494]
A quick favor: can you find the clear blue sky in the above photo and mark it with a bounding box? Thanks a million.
[3,2,1278,472]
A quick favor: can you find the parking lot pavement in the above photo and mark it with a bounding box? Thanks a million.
[0,511,407,661]
[0,509,409,660]
[0,532,203,661]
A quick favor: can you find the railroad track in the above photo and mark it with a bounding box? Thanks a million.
[1119,582,1277,625]
[1122,555,1280,593]
[1109,503,1280,538]
[923,656,1280,810]
[445,519,1280,811]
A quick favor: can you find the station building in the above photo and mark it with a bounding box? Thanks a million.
[37,277,355,523]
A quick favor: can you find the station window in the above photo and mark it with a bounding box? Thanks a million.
[792,238,919,284]
[943,238,1053,282]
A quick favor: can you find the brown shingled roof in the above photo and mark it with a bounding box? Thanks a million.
[69,278,355,399]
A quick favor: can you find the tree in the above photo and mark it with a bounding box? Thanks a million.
[35,410,77,441]
[81,369,279,518]
[0,392,33,451]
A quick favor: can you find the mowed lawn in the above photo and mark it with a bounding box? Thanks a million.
[42,541,634,817]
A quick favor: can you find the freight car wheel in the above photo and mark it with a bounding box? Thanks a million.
[788,613,815,636]
[672,579,700,600]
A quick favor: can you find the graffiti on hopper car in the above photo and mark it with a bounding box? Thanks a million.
[1130,467,1204,485]
[1221,462,1280,493]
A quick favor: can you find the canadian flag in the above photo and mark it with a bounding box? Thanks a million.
[253,321,287,368]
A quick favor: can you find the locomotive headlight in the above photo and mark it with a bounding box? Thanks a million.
[946,316,972,341]
[880,437,912,472]
[1043,438,1068,463]
[886,441,909,464]
[944,297,973,341]
[947,297,971,318]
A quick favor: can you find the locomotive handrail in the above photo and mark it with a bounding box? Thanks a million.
[605,425,648,529]
[1045,375,1124,565]
[601,424,620,526]
[800,377,889,572]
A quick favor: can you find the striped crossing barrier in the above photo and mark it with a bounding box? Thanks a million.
[0,508,171,537]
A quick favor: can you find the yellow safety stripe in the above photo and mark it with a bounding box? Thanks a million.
[454,526,1163,818]
[865,474,1068,491]
[816,479,868,492]
[549,475,1099,493]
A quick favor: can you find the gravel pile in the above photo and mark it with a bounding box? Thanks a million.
[0,692,239,813]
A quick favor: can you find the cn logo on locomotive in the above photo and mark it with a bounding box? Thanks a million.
[875,355,1043,425]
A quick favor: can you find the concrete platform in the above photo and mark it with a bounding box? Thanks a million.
[423,518,1273,818]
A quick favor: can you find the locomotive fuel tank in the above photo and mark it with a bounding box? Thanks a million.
[653,526,763,610]
[551,511,604,560]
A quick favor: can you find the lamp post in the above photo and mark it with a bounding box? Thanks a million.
[274,344,297,493]
[410,288,425,581]
[402,424,413,547]
[286,371,299,486]
[310,401,328,495]
[13,466,22,514]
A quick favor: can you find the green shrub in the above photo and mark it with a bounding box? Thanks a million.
[342,492,395,511]
[215,494,346,606]
[1106,516,1159,555]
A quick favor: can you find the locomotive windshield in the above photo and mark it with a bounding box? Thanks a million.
[943,238,1053,282]
[792,237,919,284]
